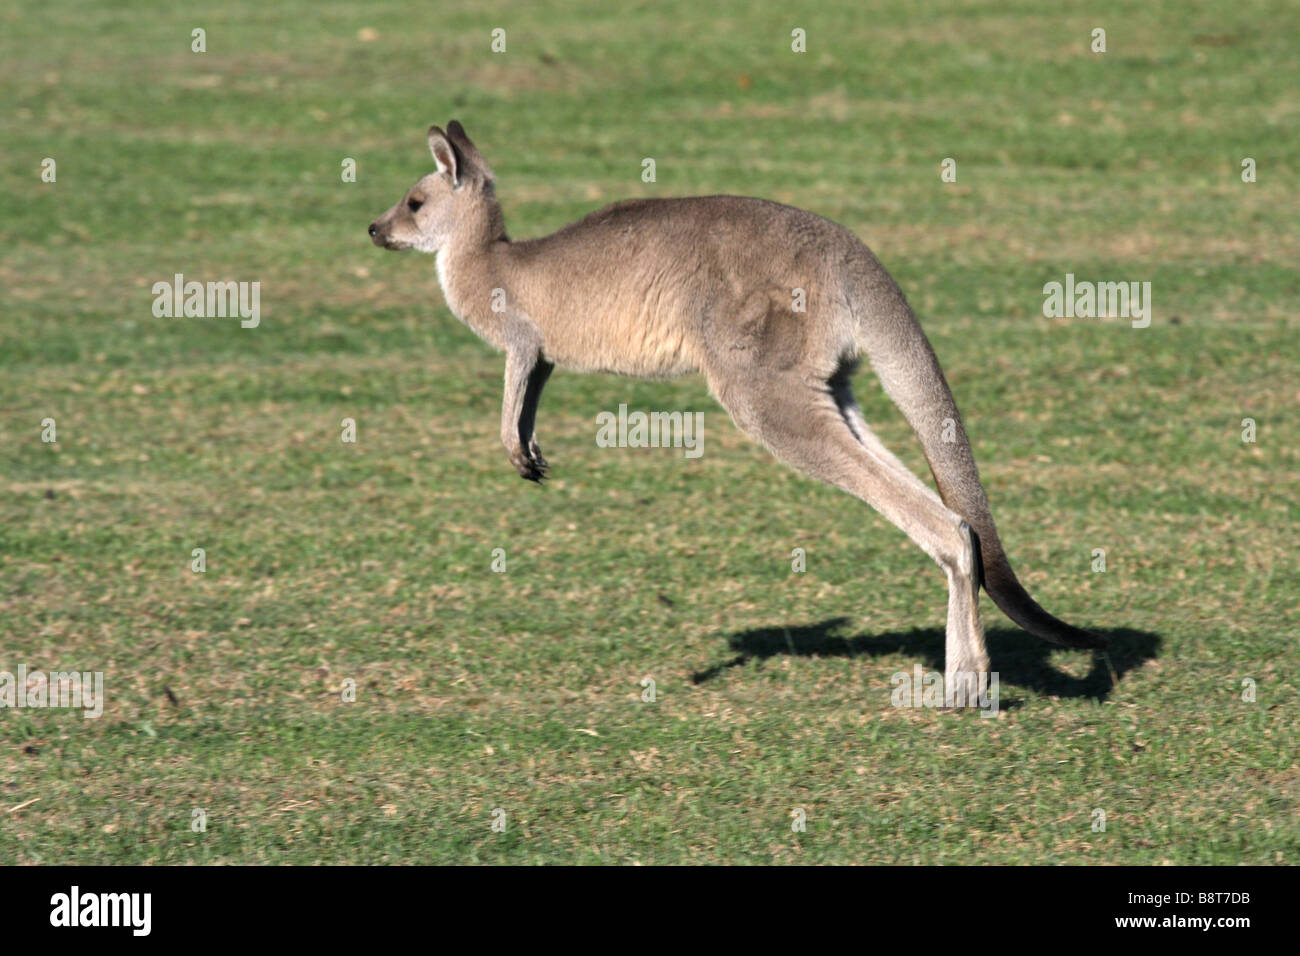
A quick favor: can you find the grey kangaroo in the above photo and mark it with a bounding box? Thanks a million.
[369,121,1105,701]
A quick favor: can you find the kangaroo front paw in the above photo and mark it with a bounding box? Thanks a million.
[528,438,548,470]
[508,446,548,483]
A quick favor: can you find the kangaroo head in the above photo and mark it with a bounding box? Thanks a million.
[369,120,501,252]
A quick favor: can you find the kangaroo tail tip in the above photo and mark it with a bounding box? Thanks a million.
[982,562,1108,650]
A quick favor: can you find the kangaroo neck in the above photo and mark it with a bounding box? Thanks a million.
[435,236,514,345]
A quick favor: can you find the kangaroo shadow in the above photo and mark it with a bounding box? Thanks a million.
[692,617,1160,703]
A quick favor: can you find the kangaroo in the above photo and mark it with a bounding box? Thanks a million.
[368,121,1106,703]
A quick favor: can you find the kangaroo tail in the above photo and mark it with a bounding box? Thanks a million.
[854,282,1107,650]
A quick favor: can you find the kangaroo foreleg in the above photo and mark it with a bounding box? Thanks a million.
[501,331,551,482]
[520,358,553,470]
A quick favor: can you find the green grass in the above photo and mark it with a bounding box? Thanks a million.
[1,0,1296,864]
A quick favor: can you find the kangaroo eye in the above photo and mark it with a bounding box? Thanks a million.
[407,199,423,213]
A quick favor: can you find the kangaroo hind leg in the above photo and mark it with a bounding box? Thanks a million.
[709,367,990,701]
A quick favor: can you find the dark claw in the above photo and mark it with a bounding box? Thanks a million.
[511,449,548,483]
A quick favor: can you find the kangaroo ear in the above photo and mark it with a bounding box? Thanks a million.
[445,120,494,182]
[427,126,459,185]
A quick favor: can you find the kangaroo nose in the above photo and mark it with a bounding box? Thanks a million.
[368,223,378,237]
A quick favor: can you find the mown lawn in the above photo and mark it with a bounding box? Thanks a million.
[0,0,1296,863]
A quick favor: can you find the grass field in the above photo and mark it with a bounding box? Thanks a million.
[1,0,1297,864]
